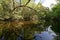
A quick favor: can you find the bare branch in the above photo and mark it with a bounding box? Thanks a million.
[26,6,38,13]
[11,5,38,13]
[11,5,25,12]
[11,0,38,13]
[13,0,15,9]
[25,0,31,6]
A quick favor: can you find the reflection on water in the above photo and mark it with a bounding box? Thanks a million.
[1,26,57,40]
[34,26,57,40]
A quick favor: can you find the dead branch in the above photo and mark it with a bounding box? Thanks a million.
[25,0,31,6]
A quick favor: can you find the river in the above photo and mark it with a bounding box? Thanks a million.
[34,25,57,40]
[1,26,57,40]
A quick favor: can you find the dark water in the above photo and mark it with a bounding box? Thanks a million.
[1,26,57,40]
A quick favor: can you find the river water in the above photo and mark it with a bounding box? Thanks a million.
[34,26,57,40]
[1,26,57,40]
[17,26,57,40]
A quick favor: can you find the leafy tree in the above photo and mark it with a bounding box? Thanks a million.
[51,4,60,34]
[0,0,51,40]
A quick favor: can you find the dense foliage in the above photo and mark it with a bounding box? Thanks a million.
[51,4,60,34]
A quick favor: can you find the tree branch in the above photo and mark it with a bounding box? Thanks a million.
[11,0,38,13]
[11,0,31,12]
[25,0,31,6]
[26,6,38,13]
[11,5,38,13]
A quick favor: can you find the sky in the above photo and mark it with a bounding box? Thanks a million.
[42,0,57,7]
[35,0,57,8]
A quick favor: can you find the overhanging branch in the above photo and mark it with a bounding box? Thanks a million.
[25,0,31,6]
[26,6,38,13]
[11,0,32,12]
[11,0,38,13]
[11,5,38,13]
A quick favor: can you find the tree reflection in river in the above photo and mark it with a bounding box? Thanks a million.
[34,26,57,40]
[1,26,57,40]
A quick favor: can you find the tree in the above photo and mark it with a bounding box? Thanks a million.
[0,0,51,40]
[51,4,60,34]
